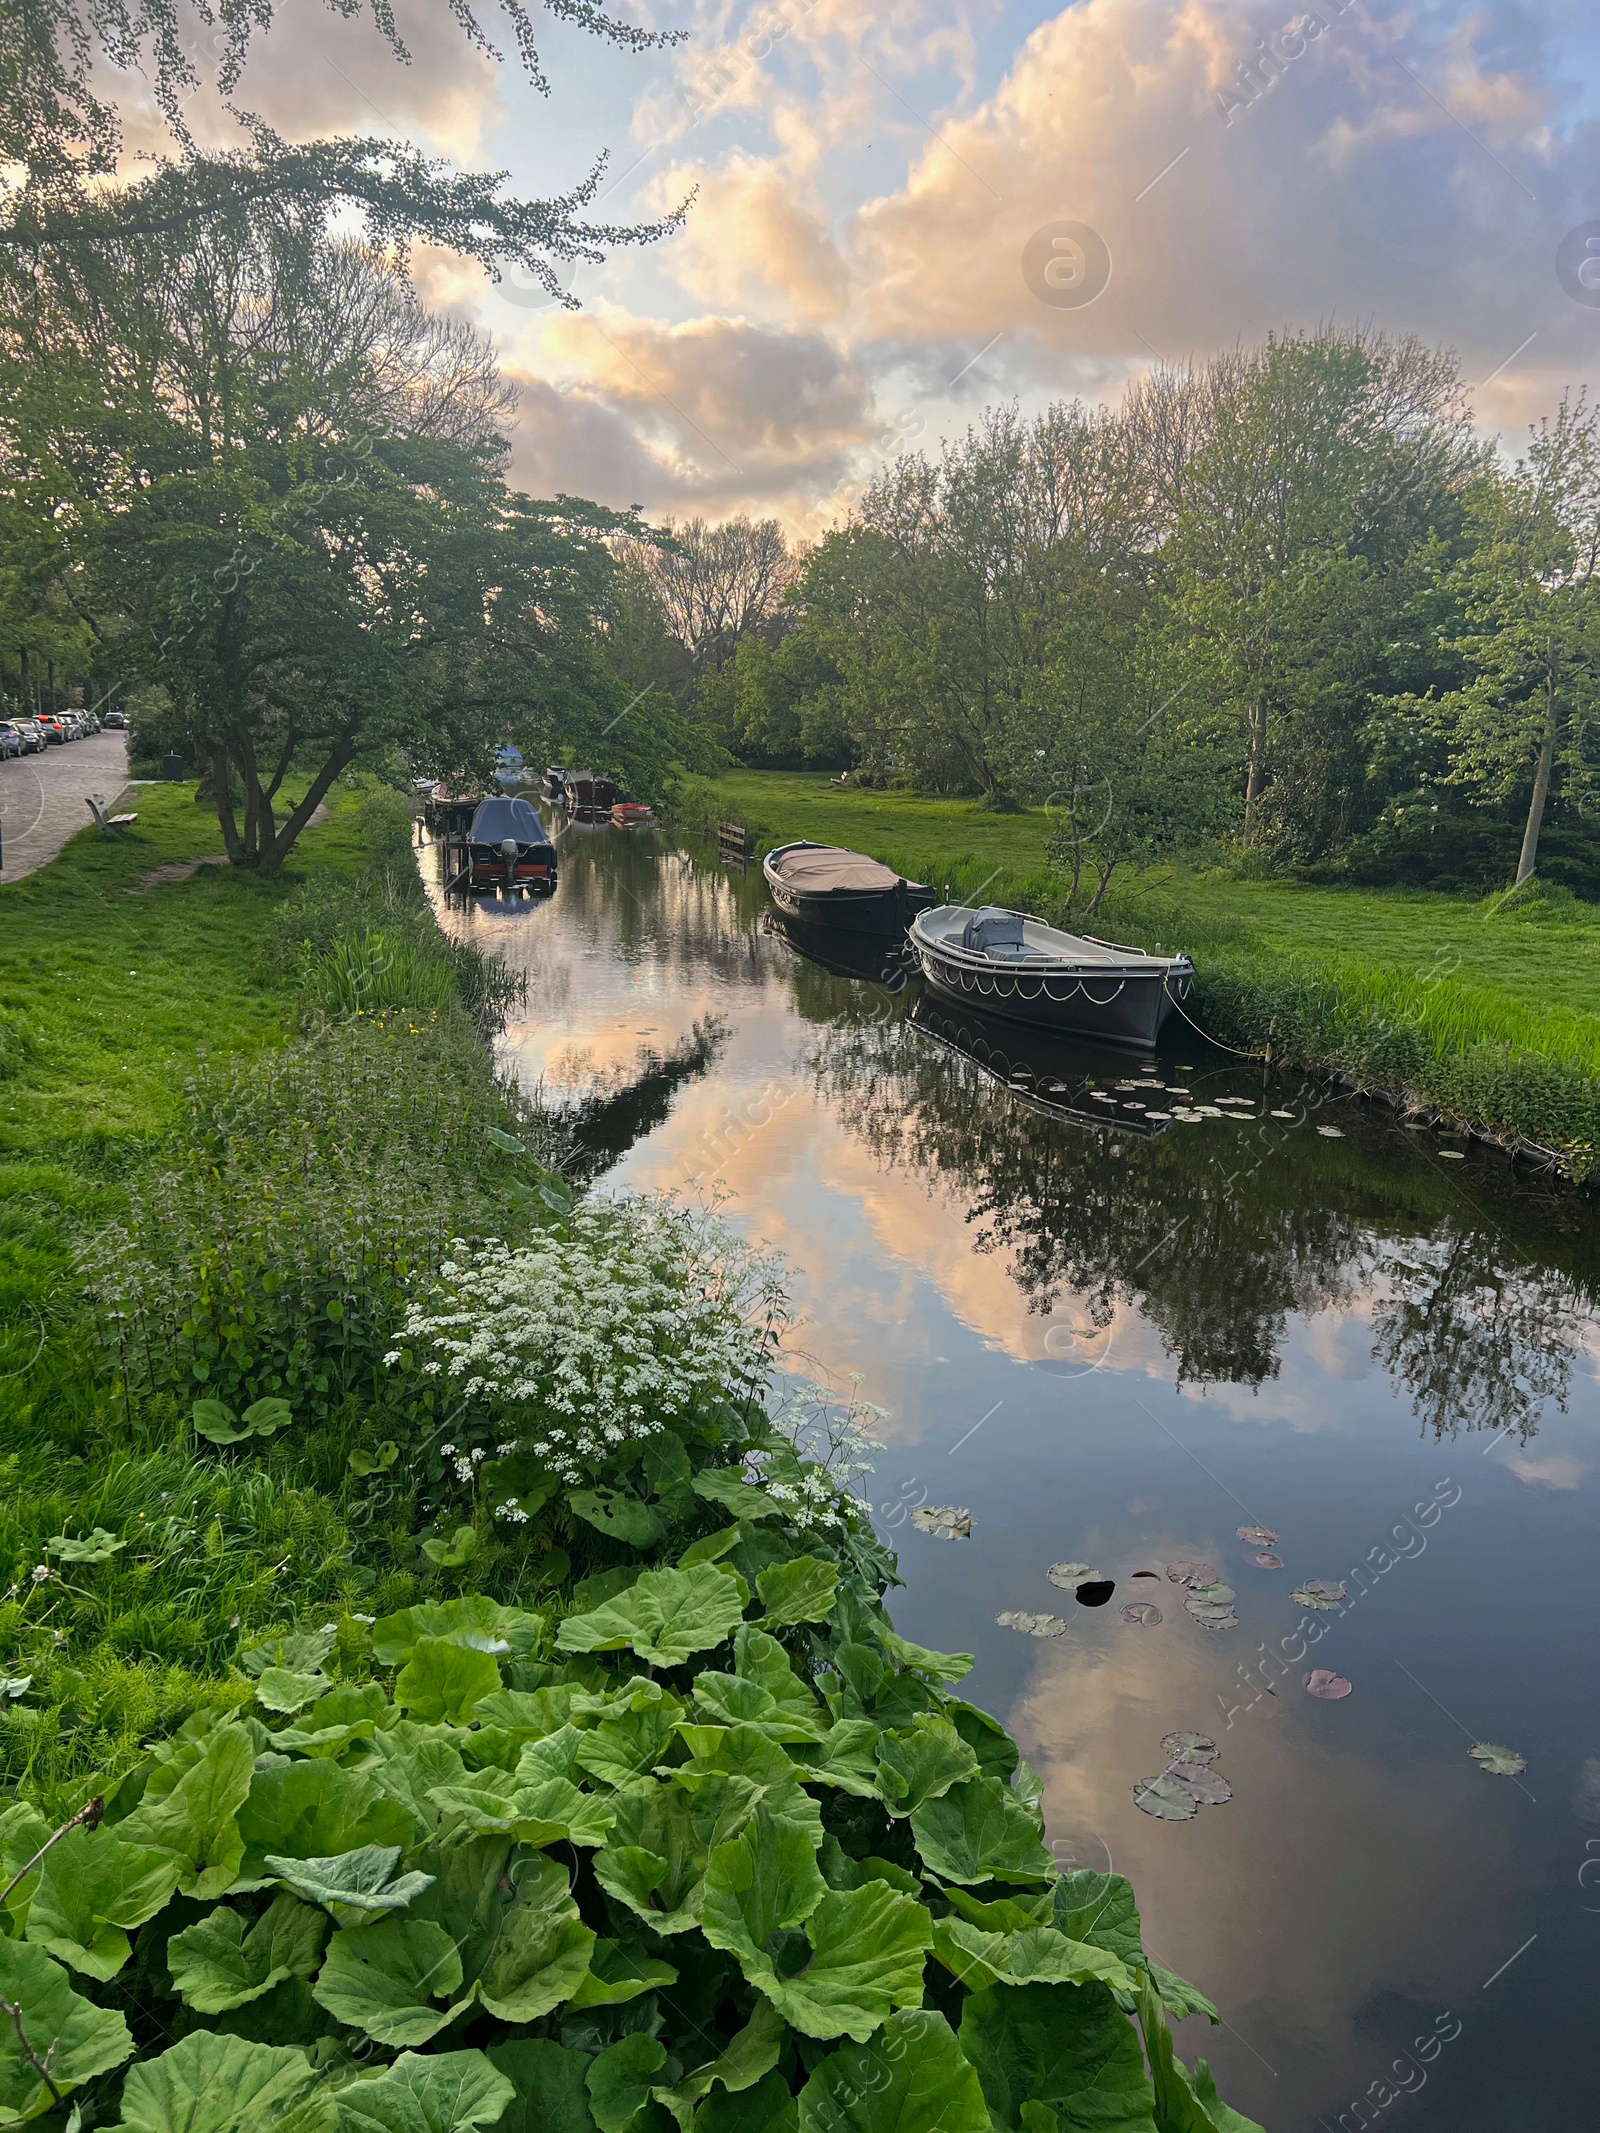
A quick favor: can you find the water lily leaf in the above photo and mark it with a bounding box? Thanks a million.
[1046,1563,1097,1589]
[46,1527,125,1562]
[114,2035,330,2133]
[1164,1762,1232,1806]
[1165,1562,1217,1589]
[1132,1775,1199,1822]
[422,1527,480,1568]
[996,1611,1068,1638]
[25,1826,180,1980]
[1470,1742,1526,1776]
[755,1880,933,2042]
[167,1893,327,2013]
[1252,1553,1284,1570]
[593,1773,761,1934]
[474,1854,595,2022]
[797,2009,989,2133]
[265,1844,435,1926]
[958,1981,1158,2133]
[909,1506,971,1540]
[1303,1671,1352,1701]
[567,1489,665,1549]
[587,2037,667,2133]
[566,1937,678,2011]
[0,1937,134,2121]
[1121,1603,1162,1626]
[702,1803,827,1975]
[910,1775,1055,1886]
[1075,1581,1115,1608]
[755,1556,839,1626]
[1291,1582,1346,1611]
[1235,1526,1276,1547]
[691,1469,781,1521]
[313,1917,466,2045]
[1159,1732,1218,1764]
[396,1638,502,1724]
[335,2050,515,2133]
[238,1757,417,1872]
[557,1564,748,1668]
[875,1716,979,1816]
[118,1721,255,1899]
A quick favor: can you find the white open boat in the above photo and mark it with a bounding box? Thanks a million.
[910,905,1195,1048]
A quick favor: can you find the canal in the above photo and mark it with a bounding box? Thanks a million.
[433,820,1600,2132]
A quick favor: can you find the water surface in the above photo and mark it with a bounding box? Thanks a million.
[434,822,1600,2131]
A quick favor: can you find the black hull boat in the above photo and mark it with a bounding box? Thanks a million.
[910,905,1194,1049]
[465,796,559,895]
[559,768,620,815]
[763,840,935,936]
[764,910,916,988]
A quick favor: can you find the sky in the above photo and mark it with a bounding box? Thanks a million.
[129,0,1600,532]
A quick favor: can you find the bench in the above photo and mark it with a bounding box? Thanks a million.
[87,793,139,837]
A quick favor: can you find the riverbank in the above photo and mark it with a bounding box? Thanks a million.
[0,782,1256,2133]
[683,770,1600,1179]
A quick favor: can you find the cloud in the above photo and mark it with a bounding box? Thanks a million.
[1501,1449,1586,1490]
[652,158,848,322]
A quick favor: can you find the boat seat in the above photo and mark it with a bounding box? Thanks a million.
[960,908,1043,959]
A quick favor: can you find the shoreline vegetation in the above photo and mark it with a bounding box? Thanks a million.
[679,770,1600,1182]
[0,786,1261,2133]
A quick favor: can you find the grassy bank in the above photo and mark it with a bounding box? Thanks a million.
[0,781,1259,2133]
[684,770,1600,1177]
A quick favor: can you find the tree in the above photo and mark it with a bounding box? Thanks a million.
[627,517,797,673]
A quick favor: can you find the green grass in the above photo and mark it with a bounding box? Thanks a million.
[693,769,1600,1169]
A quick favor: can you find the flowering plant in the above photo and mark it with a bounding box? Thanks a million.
[389,1194,785,1484]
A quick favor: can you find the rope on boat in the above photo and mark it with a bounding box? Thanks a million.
[1160,975,1269,1061]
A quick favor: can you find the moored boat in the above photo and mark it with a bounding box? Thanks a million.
[611,800,655,828]
[465,795,559,894]
[910,905,1194,1048]
[762,840,935,936]
[560,768,620,814]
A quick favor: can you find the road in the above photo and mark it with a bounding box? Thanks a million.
[0,730,134,882]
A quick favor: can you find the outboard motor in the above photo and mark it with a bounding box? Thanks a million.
[501,835,518,890]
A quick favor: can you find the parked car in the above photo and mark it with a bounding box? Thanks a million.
[0,723,22,758]
[37,715,66,744]
[103,709,127,730]
[12,719,44,753]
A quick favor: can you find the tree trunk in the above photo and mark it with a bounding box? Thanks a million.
[262,742,358,870]
[1514,670,1559,886]
[1243,697,1268,836]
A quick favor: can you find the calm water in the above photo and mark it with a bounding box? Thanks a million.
[431,820,1600,2131]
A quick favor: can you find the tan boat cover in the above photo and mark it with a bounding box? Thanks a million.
[772,846,905,893]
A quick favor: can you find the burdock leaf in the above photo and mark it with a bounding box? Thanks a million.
[474,1855,595,2023]
[396,1639,502,1724]
[796,2010,989,2133]
[118,1721,255,1899]
[313,1917,466,2046]
[335,2051,515,2133]
[567,1490,665,1549]
[168,1894,327,2013]
[556,1564,748,1668]
[565,1937,678,2011]
[114,2035,331,2133]
[0,1938,133,2121]
[691,1469,782,1521]
[701,1805,827,1977]
[875,1717,979,1816]
[25,1826,180,1980]
[757,1881,933,2041]
[959,1980,1158,2133]
[910,1776,1056,1886]
[265,1844,435,1926]
[755,1557,839,1627]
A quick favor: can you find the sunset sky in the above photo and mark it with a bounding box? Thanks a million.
[147,0,1600,531]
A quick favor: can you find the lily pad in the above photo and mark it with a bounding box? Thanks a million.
[1166,1561,1217,1589]
[1132,1776,1198,1822]
[1470,1742,1526,1777]
[1292,1581,1347,1611]
[1074,1581,1115,1608]
[1303,1670,1352,1700]
[1129,1570,1160,1579]
[995,1612,1068,1639]
[1046,1563,1097,1588]
[1253,1552,1284,1570]
[911,1506,972,1540]
[1316,1124,1345,1138]
[1159,1732,1218,1763]
[1270,1108,1296,1119]
[1164,1761,1232,1805]
[1183,1584,1237,1629]
[1120,1603,1162,1627]
[1235,1526,1277,1547]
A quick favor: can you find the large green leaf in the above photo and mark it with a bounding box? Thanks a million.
[874,1624,973,1685]
[593,1774,761,1934]
[362,1735,470,1834]
[1134,1976,1260,2133]
[676,1727,823,1844]
[277,1685,390,1757]
[796,2010,989,2133]
[587,2037,667,2133]
[474,1854,595,2022]
[652,2002,786,2132]
[115,2035,332,2133]
[875,1717,978,1817]
[691,1675,821,1746]
[118,1722,256,1900]
[168,1894,328,2013]
[24,1826,179,1980]
[931,1917,1132,1996]
[427,1768,614,1849]
[761,1881,933,2042]
[572,1687,686,1789]
[484,2043,595,2133]
[335,2052,515,2133]
[256,1669,334,1715]
[910,1776,1055,1886]
[755,1558,838,1627]
[690,1470,782,1522]
[695,2069,796,2133]
[265,1844,435,1926]
[396,1639,504,1725]
[0,1939,133,2124]
[732,1629,828,1735]
[239,1760,418,1872]
[567,1489,666,1548]
[371,1598,543,1669]
[1051,1873,1144,1967]
[958,1981,1159,2132]
[946,1700,1021,1783]
[0,1803,51,1931]
[566,1938,678,2011]
[701,1804,827,1974]
[313,1918,467,2046]
[556,1565,747,1668]
[795,1721,880,1799]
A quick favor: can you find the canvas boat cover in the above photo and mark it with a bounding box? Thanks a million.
[470,796,552,847]
[770,845,907,894]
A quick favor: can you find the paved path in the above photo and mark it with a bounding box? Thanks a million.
[0,730,133,882]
